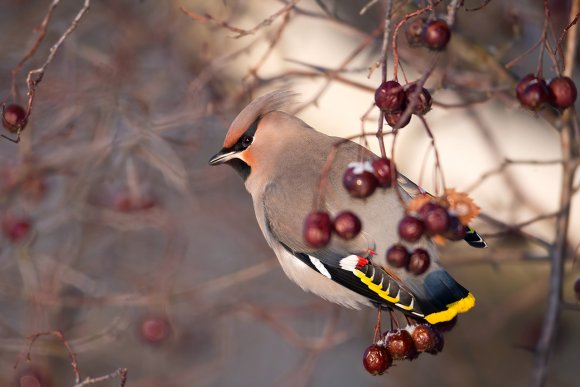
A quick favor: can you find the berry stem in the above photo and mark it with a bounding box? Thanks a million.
[373,305,382,343]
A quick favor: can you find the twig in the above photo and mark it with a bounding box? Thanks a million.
[73,368,128,387]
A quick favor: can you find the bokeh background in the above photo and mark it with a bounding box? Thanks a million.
[0,1,579,386]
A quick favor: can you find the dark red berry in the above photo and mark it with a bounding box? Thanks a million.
[516,74,538,99]
[574,277,580,301]
[517,77,550,111]
[1,214,31,243]
[375,81,405,112]
[386,244,410,268]
[384,329,418,360]
[384,110,411,128]
[406,18,426,47]
[362,344,392,375]
[333,211,362,240]
[432,316,457,333]
[422,19,451,51]
[398,215,425,243]
[408,248,430,275]
[304,211,332,248]
[426,329,445,354]
[549,76,577,109]
[419,202,450,235]
[371,157,393,188]
[343,163,378,198]
[411,324,439,352]
[445,216,466,241]
[404,84,432,115]
[139,315,172,345]
[2,104,27,133]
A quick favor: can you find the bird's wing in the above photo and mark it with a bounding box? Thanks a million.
[396,174,488,249]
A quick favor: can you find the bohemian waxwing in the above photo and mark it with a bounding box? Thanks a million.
[209,91,486,324]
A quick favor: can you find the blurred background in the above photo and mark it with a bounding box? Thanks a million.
[0,0,579,386]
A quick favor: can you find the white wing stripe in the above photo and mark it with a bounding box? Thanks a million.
[309,256,332,279]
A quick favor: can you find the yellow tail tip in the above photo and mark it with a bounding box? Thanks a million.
[424,293,476,324]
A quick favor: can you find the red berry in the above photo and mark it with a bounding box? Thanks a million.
[411,324,439,352]
[333,211,362,240]
[375,81,405,113]
[445,216,466,241]
[574,277,580,301]
[426,329,445,354]
[406,18,426,47]
[408,248,430,275]
[1,214,31,243]
[303,211,332,248]
[517,77,550,111]
[384,110,411,128]
[549,76,577,109]
[419,202,450,235]
[139,315,172,345]
[362,344,392,375]
[384,329,418,360]
[398,215,425,242]
[404,84,432,115]
[386,244,410,268]
[422,19,451,50]
[343,162,378,199]
[2,104,27,133]
[371,157,393,188]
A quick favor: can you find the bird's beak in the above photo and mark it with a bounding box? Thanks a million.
[209,149,237,165]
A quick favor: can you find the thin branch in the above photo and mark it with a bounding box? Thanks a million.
[73,368,128,387]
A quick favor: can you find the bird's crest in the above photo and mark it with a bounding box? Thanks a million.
[224,90,297,148]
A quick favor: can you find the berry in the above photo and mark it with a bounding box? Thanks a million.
[371,157,393,188]
[421,19,451,50]
[386,244,410,268]
[411,324,439,352]
[419,202,450,235]
[384,110,411,128]
[139,315,172,345]
[426,329,445,354]
[406,18,426,47]
[404,84,432,115]
[445,216,466,241]
[2,104,27,133]
[408,248,430,275]
[516,76,550,111]
[398,215,425,242]
[303,211,332,248]
[384,329,418,360]
[343,162,378,198]
[574,277,580,301]
[362,344,392,375]
[549,76,577,109]
[375,81,405,113]
[1,214,31,243]
[333,211,362,240]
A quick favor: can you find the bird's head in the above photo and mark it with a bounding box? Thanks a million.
[209,90,298,181]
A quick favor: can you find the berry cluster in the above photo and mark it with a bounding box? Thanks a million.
[406,18,451,51]
[375,81,432,128]
[516,74,577,111]
[386,244,431,275]
[363,323,448,375]
[2,104,28,133]
[304,210,362,248]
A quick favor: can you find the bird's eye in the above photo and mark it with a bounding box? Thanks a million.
[241,135,253,148]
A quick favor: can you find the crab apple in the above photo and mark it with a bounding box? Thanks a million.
[386,244,410,268]
[422,19,451,50]
[375,81,405,113]
[549,76,577,109]
[343,162,378,198]
[371,157,393,188]
[406,18,426,47]
[1,214,31,243]
[362,344,392,375]
[398,215,425,243]
[426,329,445,354]
[419,202,450,235]
[333,211,362,240]
[404,84,432,115]
[516,75,550,111]
[384,110,411,128]
[2,104,27,133]
[516,74,538,99]
[445,216,467,241]
[408,248,430,275]
[303,211,332,248]
[384,329,418,360]
[139,315,172,345]
[411,324,439,352]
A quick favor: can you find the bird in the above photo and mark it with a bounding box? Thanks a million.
[209,90,486,324]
